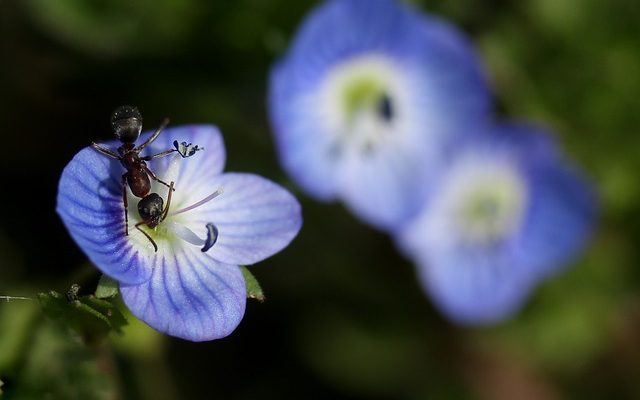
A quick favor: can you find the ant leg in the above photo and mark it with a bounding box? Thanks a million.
[122,174,129,236]
[161,181,175,222]
[135,117,170,152]
[144,165,175,191]
[135,222,158,252]
[141,148,177,161]
[92,142,120,159]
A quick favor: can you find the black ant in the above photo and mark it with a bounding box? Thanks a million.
[91,105,179,238]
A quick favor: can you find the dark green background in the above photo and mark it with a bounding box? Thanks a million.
[0,0,638,399]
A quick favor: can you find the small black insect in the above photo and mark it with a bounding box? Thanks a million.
[135,181,175,252]
[66,283,81,302]
[92,106,179,236]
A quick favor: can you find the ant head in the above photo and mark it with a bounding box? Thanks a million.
[111,105,143,144]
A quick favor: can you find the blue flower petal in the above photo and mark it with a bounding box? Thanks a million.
[281,0,465,76]
[518,164,597,278]
[139,124,227,185]
[416,246,537,324]
[338,141,435,230]
[119,250,246,341]
[57,146,153,284]
[488,122,560,166]
[176,173,302,266]
[267,82,342,200]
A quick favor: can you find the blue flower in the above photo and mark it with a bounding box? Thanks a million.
[397,123,597,324]
[269,0,492,230]
[57,125,302,341]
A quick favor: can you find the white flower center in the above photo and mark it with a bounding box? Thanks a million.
[320,55,409,153]
[438,155,528,244]
[125,155,222,253]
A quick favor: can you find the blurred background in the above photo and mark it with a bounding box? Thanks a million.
[0,0,639,398]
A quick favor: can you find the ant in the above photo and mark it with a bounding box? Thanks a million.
[91,106,179,238]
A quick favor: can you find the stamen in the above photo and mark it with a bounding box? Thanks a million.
[377,93,393,122]
[171,187,224,216]
[202,223,219,252]
[173,140,204,158]
[168,222,206,246]
[167,221,219,253]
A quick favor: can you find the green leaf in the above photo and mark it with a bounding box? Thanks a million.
[80,296,127,333]
[38,291,109,339]
[37,286,127,344]
[95,275,119,299]
[240,267,265,302]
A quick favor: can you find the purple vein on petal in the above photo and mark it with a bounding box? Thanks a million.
[174,251,208,338]
[161,255,187,332]
[185,251,241,334]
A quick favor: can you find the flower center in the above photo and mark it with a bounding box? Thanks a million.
[445,159,528,244]
[341,76,393,124]
[125,155,222,253]
[321,55,405,154]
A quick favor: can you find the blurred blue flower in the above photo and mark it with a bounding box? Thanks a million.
[269,0,492,230]
[398,124,597,324]
[57,126,302,341]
